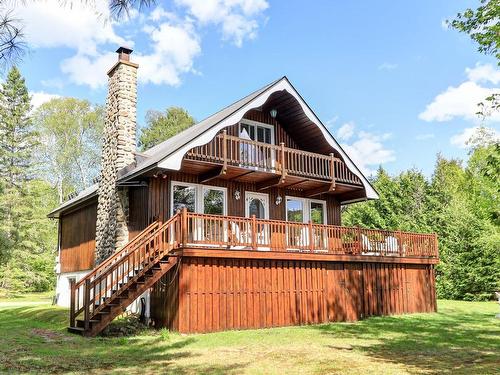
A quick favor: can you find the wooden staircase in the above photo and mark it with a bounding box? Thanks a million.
[68,212,183,337]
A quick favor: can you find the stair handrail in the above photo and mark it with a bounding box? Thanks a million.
[70,212,182,327]
[89,213,182,317]
[74,220,160,291]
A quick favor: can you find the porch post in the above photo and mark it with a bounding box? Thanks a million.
[330,153,336,190]
[308,220,314,252]
[222,129,228,173]
[69,278,76,327]
[251,215,257,250]
[181,207,188,247]
[280,142,286,181]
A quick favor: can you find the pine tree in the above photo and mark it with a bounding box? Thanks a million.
[0,66,37,264]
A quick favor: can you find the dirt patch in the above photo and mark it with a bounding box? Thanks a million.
[31,328,72,342]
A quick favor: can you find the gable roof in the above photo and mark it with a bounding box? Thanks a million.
[48,76,377,218]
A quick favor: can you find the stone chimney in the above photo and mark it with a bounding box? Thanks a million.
[95,47,138,264]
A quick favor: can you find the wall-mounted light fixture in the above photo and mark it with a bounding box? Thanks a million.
[270,108,278,119]
[275,195,282,205]
[234,189,241,200]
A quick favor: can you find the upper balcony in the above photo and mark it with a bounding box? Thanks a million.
[183,131,363,196]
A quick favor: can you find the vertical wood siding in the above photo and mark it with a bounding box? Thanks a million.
[146,174,342,228]
[128,186,149,240]
[155,257,436,333]
[150,263,180,330]
[60,202,97,272]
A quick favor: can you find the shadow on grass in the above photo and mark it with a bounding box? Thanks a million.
[0,306,247,374]
[314,310,500,374]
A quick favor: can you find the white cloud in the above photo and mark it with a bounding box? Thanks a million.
[415,133,435,141]
[338,123,395,176]
[60,52,116,89]
[419,63,500,122]
[30,91,61,110]
[466,63,500,84]
[450,126,500,148]
[136,23,201,86]
[15,1,269,88]
[378,62,398,71]
[175,0,269,47]
[336,122,355,141]
[14,1,128,55]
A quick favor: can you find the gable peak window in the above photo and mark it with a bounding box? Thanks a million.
[239,119,274,145]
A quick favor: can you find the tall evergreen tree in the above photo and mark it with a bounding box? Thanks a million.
[0,66,37,261]
[0,67,37,268]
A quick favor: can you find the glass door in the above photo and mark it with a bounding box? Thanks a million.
[245,192,269,248]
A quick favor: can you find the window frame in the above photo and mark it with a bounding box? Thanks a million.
[171,181,227,216]
[285,196,327,224]
[239,119,275,145]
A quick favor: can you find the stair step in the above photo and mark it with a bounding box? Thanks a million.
[67,326,85,335]
[76,319,99,328]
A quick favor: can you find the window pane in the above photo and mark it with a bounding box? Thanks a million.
[173,185,196,213]
[264,128,271,144]
[204,189,224,215]
[287,199,303,222]
[240,124,250,138]
[310,202,324,224]
[257,127,264,142]
[249,198,265,219]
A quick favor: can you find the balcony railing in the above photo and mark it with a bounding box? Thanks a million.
[183,211,439,258]
[186,132,362,186]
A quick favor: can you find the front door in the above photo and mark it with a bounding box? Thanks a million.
[245,192,269,247]
[245,192,269,219]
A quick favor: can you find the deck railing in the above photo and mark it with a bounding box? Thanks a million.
[184,211,439,258]
[186,132,362,185]
[69,209,438,331]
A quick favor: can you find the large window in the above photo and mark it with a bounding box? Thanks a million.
[239,120,274,144]
[203,188,224,215]
[286,199,304,223]
[171,182,226,215]
[286,197,326,224]
[173,184,196,213]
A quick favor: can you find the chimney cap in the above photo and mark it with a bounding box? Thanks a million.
[116,46,133,61]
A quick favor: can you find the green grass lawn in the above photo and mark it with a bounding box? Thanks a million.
[0,296,498,375]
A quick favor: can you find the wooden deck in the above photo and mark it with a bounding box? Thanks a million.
[183,212,439,260]
[68,209,438,336]
[184,132,363,196]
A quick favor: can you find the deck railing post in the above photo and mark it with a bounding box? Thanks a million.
[330,153,336,189]
[308,220,314,252]
[222,129,228,172]
[181,207,188,247]
[69,278,76,327]
[356,226,361,254]
[251,215,257,250]
[280,142,286,179]
[396,230,403,256]
[433,233,439,258]
[83,279,90,331]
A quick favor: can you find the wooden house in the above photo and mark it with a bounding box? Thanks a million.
[48,48,438,337]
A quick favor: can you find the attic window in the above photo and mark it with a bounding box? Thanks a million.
[239,119,274,145]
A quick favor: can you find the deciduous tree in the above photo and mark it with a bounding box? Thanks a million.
[139,107,195,151]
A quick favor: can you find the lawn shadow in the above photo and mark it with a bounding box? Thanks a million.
[0,305,249,374]
[314,310,500,374]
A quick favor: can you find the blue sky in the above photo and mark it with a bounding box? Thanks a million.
[13,0,500,176]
